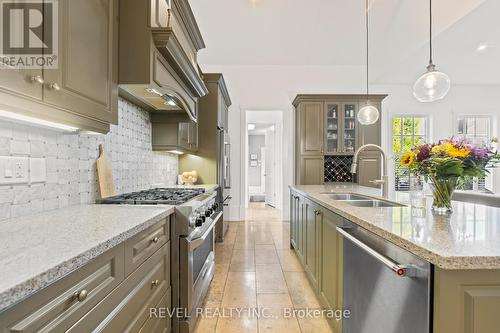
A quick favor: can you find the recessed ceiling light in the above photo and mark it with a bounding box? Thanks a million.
[476,43,489,52]
[248,124,255,130]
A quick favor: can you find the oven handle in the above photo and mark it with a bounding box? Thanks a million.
[336,227,413,277]
[189,211,222,251]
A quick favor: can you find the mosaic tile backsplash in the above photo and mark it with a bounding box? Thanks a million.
[324,155,355,183]
[0,98,178,221]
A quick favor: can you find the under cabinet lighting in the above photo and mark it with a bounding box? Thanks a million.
[167,150,184,155]
[164,96,177,107]
[0,110,79,132]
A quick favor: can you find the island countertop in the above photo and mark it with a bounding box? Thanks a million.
[0,204,174,312]
[290,184,500,270]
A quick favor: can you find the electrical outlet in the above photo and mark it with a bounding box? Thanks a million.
[0,156,29,184]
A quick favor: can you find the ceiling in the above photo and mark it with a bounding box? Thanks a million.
[191,0,499,85]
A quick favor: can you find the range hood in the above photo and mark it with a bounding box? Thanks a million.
[118,0,208,122]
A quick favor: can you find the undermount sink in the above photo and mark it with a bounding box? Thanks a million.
[343,200,404,208]
[321,193,373,201]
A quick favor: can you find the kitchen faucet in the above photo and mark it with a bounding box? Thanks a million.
[351,144,389,198]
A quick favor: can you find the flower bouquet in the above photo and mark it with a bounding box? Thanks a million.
[400,138,500,214]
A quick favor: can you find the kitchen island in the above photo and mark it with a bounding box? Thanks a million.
[290,183,500,333]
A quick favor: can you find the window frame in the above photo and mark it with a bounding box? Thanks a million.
[454,114,493,191]
[391,115,429,192]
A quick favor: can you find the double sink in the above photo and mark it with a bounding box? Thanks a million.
[322,193,404,208]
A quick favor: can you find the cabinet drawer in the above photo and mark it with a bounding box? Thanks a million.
[0,245,124,333]
[138,288,172,333]
[69,243,170,333]
[125,217,170,276]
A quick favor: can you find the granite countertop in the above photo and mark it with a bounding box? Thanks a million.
[170,184,219,192]
[0,204,174,312]
[291,183,500,270]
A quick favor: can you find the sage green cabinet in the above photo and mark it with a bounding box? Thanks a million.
[319,209,344,333]
[298,156,325,185]
[0,217,173,333]
[0,0,118,133]
[298,102,324,155]
[44,0,118,125]
[294,95,386,185]
[151,114,198,153]
[304,198,321,290]
[289,189,343,332]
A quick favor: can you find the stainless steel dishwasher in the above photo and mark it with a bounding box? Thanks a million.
[338,221,432,333]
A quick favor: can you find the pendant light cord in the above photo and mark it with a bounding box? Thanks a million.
[365,0,369,100]
[429,0,433,65]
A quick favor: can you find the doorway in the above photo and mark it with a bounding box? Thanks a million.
[247,123,277,207]
[243,110,284,221]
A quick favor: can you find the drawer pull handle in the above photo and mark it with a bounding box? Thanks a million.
[151,279,159,287]
[30,75,44,84]
[48,82,61,91]
[151,236,160,244]
[74,289,88,302]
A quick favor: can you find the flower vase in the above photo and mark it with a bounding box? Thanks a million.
[429,176,457,214]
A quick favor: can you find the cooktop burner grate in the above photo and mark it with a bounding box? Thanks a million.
[97,188,205,205]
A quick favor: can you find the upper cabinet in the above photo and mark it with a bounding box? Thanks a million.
[0,0,119,133]
[294,94,387,185]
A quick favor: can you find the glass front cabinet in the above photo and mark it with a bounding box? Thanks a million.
[325,102,359,154]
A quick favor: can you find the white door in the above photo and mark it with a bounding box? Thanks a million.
[265,128,276,207]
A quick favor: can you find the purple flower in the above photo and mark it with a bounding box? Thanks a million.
[416,144,431,161]
[472,147,490,159]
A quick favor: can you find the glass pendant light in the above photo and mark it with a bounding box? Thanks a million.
[413,0,450,102]
[358,0,379,125]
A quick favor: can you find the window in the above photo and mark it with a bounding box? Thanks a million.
[392,116,428,191]
[456,115,492,191]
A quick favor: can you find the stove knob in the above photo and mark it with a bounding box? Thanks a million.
[205,209,212,217]
[195,217,203,227]
[212,203,218,210]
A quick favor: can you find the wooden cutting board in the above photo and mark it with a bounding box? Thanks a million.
[96,144,116,198]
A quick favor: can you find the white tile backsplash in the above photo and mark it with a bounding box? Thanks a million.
[0,98,178,220]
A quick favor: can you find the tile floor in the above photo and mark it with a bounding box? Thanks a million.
[194,203,333,333]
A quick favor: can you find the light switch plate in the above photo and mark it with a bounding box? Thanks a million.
[0,156,29,184]
[30,158,46,183]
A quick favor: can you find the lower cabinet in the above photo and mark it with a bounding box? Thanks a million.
[289,190,344,332]
[0,217,172,333]
[319,209,344,333]
[297,156,325,185]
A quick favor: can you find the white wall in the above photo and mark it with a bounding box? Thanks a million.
[248,134,265,188]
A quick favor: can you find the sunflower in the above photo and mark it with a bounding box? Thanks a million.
[448,147,470,158]
[401,152,415,167]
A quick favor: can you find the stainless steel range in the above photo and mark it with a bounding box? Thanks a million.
[98,187,221,333]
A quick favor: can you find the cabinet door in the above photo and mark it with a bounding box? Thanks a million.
[325,103,340,154]
[189,122,198,151]
[299,102,324,155]
[296,195,305,260]
[178,123,190,149]
[320,210,344,333]
[357,153,382,188]
[43,0,118,124]
[0,0,43,101]
[305,199,320,289]
[341,103,358,153]
[290,193,297,249]
[299,156,324,185]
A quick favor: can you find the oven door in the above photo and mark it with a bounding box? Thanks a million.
[179,212,221,315]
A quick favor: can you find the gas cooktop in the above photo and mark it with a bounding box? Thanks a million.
[97,188,206,205]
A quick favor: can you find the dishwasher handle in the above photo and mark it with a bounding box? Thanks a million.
[336,227,412,277]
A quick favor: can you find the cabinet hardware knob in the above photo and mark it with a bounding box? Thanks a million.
[48,82,61,91]
[151,279,159,287]
[30,75,44,84]
[151,236,159,243]
[74,289,88,302]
